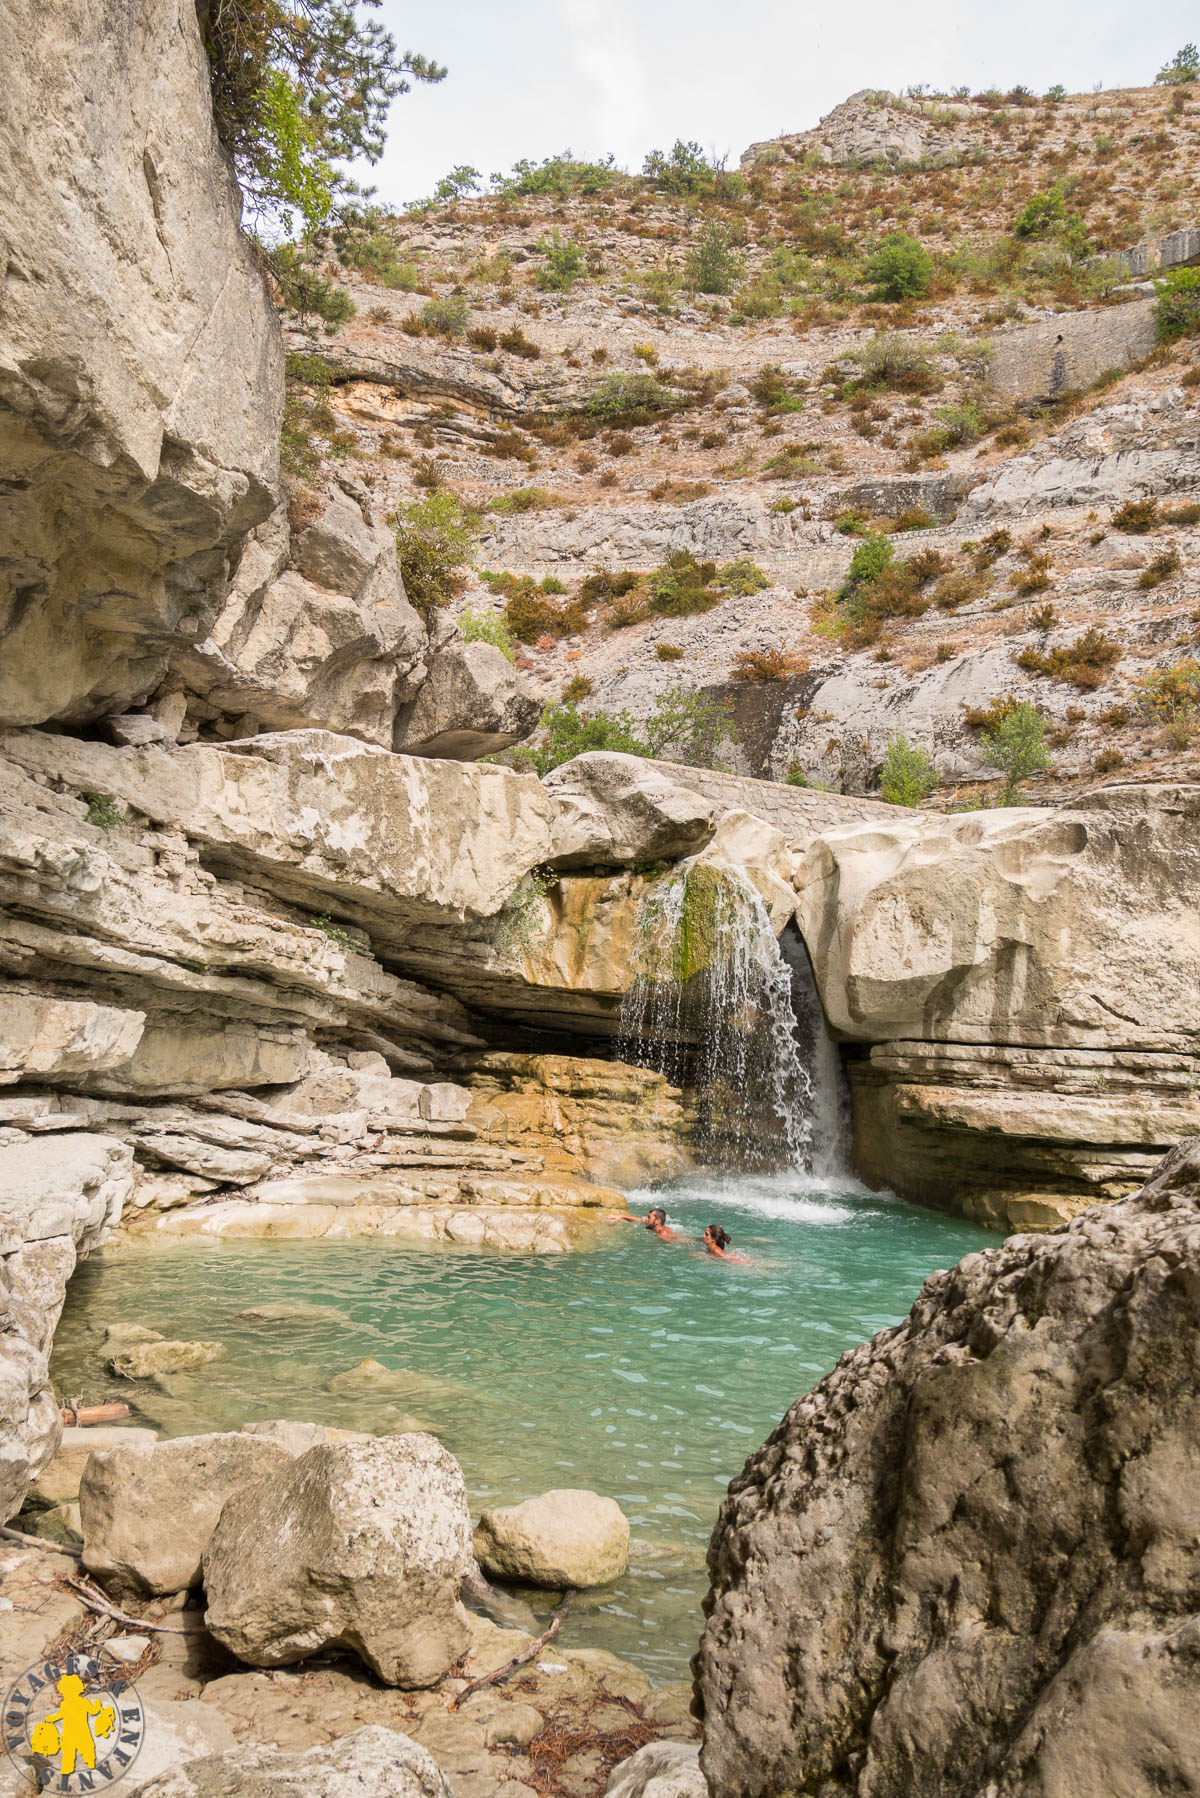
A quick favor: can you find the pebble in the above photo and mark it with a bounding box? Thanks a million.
[104,1634,150,1662]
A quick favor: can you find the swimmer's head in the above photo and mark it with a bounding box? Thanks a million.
[704,1224,731,1250]
[646,1207,667,1228]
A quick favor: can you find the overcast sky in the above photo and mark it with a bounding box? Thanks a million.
[361,0,1194,207]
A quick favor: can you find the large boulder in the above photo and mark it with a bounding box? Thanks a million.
[606,1742,706,1798]
[123,1726,453,1798]
[694,1141,1200,1798]
[168,487,428,747]
[79,1431,293,1597]
[396,622,542,760]
[0,1134,133,1521]
[0,0,281,729]
[793,784,1200,1052]
[544,753,718,868]
[202,1433,474,1685]
[474,1488,630,1588]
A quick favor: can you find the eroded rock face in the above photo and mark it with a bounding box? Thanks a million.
[474,1488,631,1589]
[203,1433,474,1685]
[396,619,542,760]
[794,784,1200,1053]
[123,1726,453,1798]
[0,1135,134,1521]
[0,0,281,728]
[544,753,718,868]
[79,1432,293,1597]
[695,1141,1200,1798]
[169,487,427,747]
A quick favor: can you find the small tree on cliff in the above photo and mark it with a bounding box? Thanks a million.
[202,0,446,232]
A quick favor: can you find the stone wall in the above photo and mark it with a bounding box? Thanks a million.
[988,299,1158,400]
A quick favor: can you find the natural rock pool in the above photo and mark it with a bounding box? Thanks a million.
[52,1174,991,1681]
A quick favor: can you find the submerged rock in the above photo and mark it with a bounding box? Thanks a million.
[475,1488,631,1589]
[107,1339,226,1379]
[80,1431,293,1598]
[695,1140,1200,1798]
[123,1726,452,1798]
[202,1433,473,1686]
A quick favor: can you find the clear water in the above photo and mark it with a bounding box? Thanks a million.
[52,1173,992,1682]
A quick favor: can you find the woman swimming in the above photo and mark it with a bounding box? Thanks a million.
[703,1223,751,1263]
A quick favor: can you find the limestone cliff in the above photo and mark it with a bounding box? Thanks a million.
[0,0,282,728]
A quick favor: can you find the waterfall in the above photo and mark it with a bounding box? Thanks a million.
[617,859,846,1174]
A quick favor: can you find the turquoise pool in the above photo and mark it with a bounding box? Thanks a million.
[52,1172,992,1681]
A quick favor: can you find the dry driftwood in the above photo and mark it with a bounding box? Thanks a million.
[0,1523,83,1558]
[449,1588,575,1710]
[63,1574,189,1635]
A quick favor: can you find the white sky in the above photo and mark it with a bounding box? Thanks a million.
[361,0,1194,207]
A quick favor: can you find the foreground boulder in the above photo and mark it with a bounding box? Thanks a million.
[203,1433,473,1685]
[80,1432,293,1597]
[125,1725,452,1798]
[606,1741,706,1798]
[695,1141,1200,1798]
[475,1488,630,1588]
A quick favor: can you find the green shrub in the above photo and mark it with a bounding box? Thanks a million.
[495,152,617,198]
[458,607,515,663]
[1137,657,1200,746]
[498,326,541,360]
[586,373,681,425]
[846,534,895,588]
[851,334,939,394]
[1046,84,1067,100]
[330,213,419,288]
[642,140,718,194]
[537,231,586,292]
[1155,43,1199,84]
[979,703,1051,801]
[865,232,934,300]
[421,296,468,336]
[268,247,356,327]
[487,487,564,514]
[84,793,123,831]
[880,737,938,806]
[503,585,587,643]
[433,163,481,201]
[393,490,480,616]
[1154,269,1200,342]
[685,223,743,296]
[1014,189,1066,238]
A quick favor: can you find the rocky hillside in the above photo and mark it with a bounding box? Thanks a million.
[279,81,1200,802]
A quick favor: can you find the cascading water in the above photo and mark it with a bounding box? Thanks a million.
[616,858,847,1174]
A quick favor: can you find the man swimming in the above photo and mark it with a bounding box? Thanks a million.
[607,1205,678,1241]
[704,1223,750,1263]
